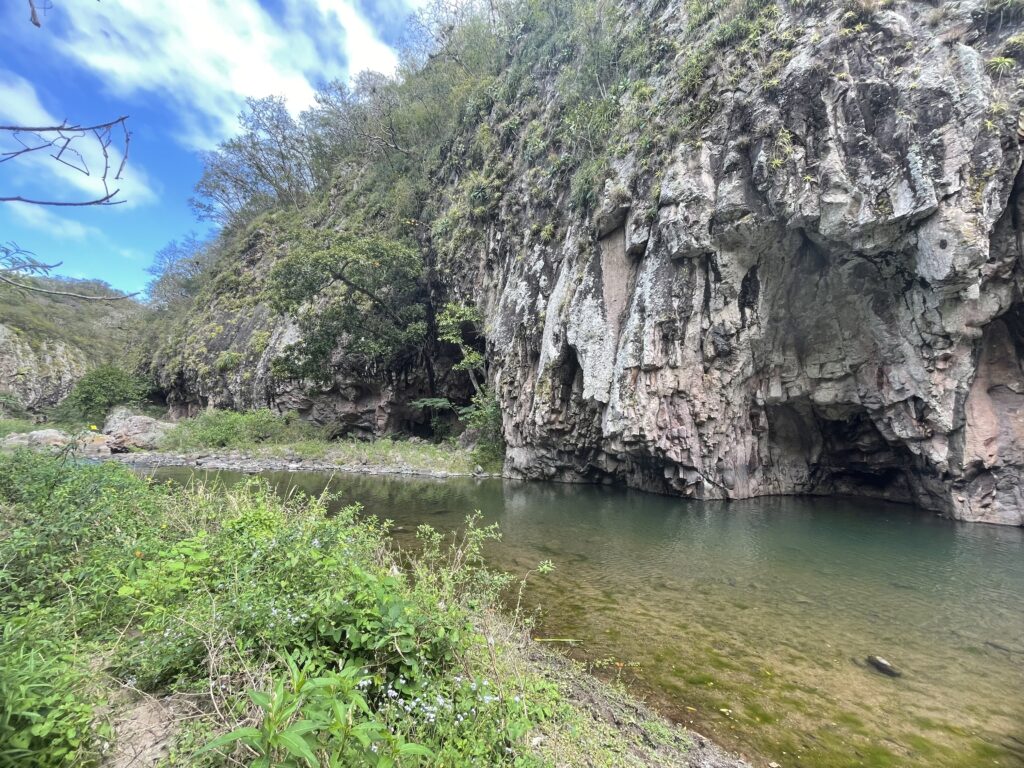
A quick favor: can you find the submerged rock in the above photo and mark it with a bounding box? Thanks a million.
[866,655,902,678]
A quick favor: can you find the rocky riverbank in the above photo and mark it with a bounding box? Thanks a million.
[112,449,499,479]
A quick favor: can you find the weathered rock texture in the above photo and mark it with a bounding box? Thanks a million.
[145,234,454,436]
[0,278,138,411]
[150,0,1024,524]
[455,0,1024,524]
[103,407,173,451]
[0,323,87,410]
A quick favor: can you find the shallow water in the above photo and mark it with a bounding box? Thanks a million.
[149,467,1024,767]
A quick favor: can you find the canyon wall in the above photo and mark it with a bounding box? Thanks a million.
[152,0,1024,523]
[458,0,1024,524]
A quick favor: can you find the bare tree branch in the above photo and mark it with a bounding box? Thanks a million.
[0,191,123,206]
[0,116,131,207]
[0,273,138,300]
[0,243,137,301]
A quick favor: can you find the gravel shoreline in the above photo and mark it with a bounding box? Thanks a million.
[112,450,501,479]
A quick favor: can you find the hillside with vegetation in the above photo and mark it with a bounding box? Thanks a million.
[0,276,139,413]
[139,0,1024,525]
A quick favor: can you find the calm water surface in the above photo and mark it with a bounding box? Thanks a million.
[150,468,1024,768]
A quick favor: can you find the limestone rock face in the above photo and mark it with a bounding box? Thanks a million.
[0,324,87,410]
[103,407,174,451]
[461,0,1024,524]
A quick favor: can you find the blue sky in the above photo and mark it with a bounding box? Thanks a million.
[0,0,420,294]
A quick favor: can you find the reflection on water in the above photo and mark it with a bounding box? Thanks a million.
[149,467,1024,768]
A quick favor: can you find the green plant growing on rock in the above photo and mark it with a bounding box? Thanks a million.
[986,56,1017,78]
[437,302,486,394]
[214,350,243,372]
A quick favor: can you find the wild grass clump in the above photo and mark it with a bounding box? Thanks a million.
[159,408,323,450]
[0,452,562,766]
[159,408,494,474]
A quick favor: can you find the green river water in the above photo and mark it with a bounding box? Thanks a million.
[150,467,1024,768]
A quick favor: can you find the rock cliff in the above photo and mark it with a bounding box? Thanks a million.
[0,278,137,411]
[144,229,470,436]
[0,323,87,410]
[152,0,1024,524]
[451,0,1024,524]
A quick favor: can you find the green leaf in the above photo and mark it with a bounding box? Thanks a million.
[398,742,435,758]
[197,726,262,754]
[287,719,319,736]
[248,689,272,711]
[277,730,318,766]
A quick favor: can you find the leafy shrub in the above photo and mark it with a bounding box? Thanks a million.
[267,228,428,381]
[0,453,556,766]
[159,408,320,450]
[60,365,148,421]
[0,452,165,618]
[0,394,27,419]
[461,387,505,469]
[0,622,109,768]
[569,157,608,213]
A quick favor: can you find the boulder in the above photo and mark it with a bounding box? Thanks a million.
[1,429,71,450]
[0,429,114,457]
[103,407,173,451]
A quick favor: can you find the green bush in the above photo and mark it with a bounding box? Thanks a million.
[159,408,321,450]
[0,452,166,618]
[0,621,109,768]
[0,453,557,766]
[0,394,27,419]
[569,157,608,213]
[214,350,243,372]
[60,365,148,421]
[461,387,505,470]
[0,418,36,439]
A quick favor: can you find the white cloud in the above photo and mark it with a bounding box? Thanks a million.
[51,0,401,150]
[117,247,145,263]
[0,70,158,208]
[6,203,103,241]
